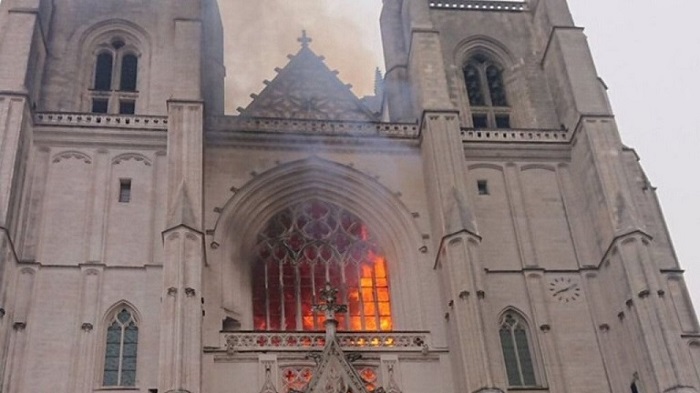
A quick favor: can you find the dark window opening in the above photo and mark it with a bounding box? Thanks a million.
[464,55,511,128]
[631,382,639,393]
[500,312,537,387]
[486,65,508,106]
[464,64,485,106]
[120,54,138,92]
[495,114,511,129]
[119,179,132,203]
[472,114,488,129]
[92,99,109,114]
[94,53,114,91]
[477,180,489,195]
[119,100,135,115]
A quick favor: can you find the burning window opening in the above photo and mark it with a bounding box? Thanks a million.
[253,199,392,332]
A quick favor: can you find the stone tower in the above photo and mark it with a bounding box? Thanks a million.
[0,0,698,393]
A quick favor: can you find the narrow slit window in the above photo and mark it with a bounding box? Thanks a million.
[119,179,131,203]
[477,180,489,195]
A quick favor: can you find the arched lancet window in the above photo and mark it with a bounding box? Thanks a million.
[103,307,138,387]
[499,311,537,387]
[120,54,138,92]
[94,52,114,91]
[253,199,392,332]
[463,54,510,129]
[89,37,139,114]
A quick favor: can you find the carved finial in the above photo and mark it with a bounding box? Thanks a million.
[298,30,312,48]
[313,282,347,340]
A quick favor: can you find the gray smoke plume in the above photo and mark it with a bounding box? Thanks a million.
[219,0,384,113]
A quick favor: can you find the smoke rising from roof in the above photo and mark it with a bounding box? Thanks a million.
[219,0,384,114]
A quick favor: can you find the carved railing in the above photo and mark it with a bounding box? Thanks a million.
[207,116,420,139]
[461,127,570,143]
[223,331,431,353]
[34,112,168,131]
[429,0,527,11]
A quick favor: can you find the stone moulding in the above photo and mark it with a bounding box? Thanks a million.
[429,0,527,12]
[34,112,168,131]
[223,331,431,353]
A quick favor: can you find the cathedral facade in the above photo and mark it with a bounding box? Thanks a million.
[0,0,698,392]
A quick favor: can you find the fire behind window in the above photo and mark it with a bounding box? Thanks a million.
[253,199,392,331]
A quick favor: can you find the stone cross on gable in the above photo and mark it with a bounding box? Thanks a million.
[298,30,312,48]
[313,282,347,340]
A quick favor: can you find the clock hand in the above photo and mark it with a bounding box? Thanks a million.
[553,284,576,296]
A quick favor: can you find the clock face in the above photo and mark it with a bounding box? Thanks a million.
[548,277,581,303]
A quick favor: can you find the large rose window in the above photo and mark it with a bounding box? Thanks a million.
[252,199,392,331]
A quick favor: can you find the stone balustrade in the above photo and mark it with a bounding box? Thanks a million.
[429,0,527,11]
[222,331,431,353]
[34,112,168,131]
[461,127,570,143]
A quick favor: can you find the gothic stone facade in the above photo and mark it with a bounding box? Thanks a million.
[0,0,698,393]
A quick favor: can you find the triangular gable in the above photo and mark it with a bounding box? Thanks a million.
[238,36,378,122]
[303,340,369,393]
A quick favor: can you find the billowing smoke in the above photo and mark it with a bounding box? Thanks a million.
[219,0,384,113]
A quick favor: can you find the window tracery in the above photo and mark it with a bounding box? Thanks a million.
[90,37,139,114]
[103,307,138,387]
[499,311,536,387]
[253,199,392,332]
[463,54,510,129]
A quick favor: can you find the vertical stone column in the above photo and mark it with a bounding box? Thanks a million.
[157,12,205,393]
[2,266,37,393]
[68,266,103,393]
[422,113,501,393]
[158,99,204,393]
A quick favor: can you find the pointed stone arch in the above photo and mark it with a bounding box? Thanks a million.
[211,156,425,331]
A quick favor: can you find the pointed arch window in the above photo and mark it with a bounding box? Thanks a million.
[253,199,392,332]
[103,308,138,387]
[463,54,510,129]
[89,37,139,114]
[499,311,537,387]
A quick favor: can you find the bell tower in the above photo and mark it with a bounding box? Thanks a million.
[380,1,700,392]
[0,0,224,392]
